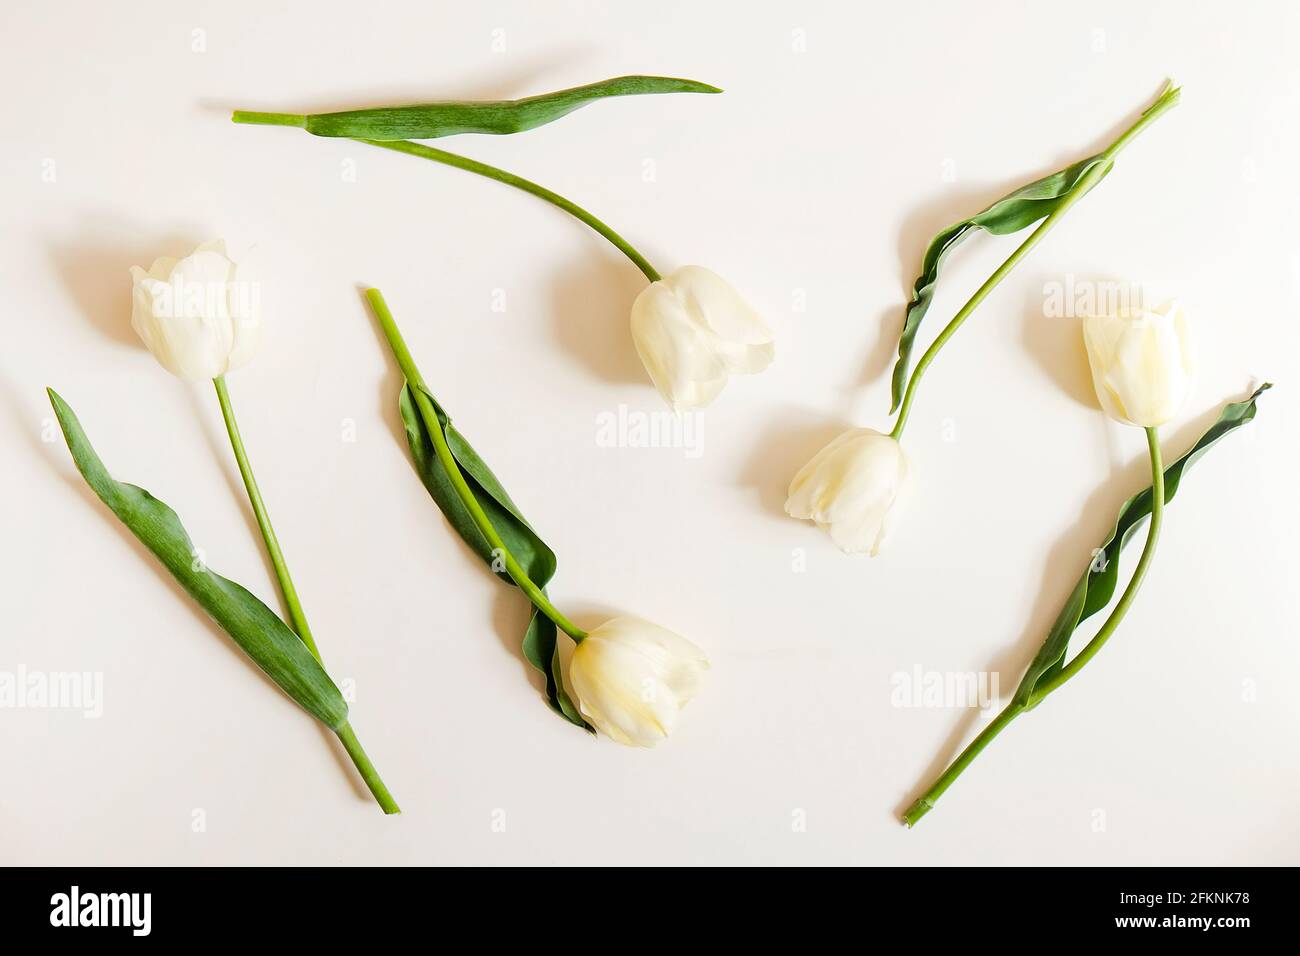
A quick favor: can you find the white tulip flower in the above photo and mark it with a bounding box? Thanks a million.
[568,616,709,747]
[130,239,260,381]
[630,266,774,411]
[785,429,910,555]
[1082,302,1192,428]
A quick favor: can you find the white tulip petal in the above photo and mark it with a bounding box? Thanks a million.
[1082,302,1193,428]
[785,429,909,555]
[128,241,261,382]
[665,265,775,374]
[569,616,708,748]
[145,256,179,281]
[225,258,261,374]
[785,429,867,518]
[628,266,772,410]
[631,281,728,410]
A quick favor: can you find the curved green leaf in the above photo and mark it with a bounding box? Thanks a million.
[48,388,349,730]
[398,385,588,729]
[889,154,1112,411]
[1013,385,1271,708]
[293,75,721,140]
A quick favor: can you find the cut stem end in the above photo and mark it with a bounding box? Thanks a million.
[336,722,400,815]
[231,110,306,128]
[902,798,933,827]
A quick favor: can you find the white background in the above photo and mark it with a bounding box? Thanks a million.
[2,0,1298,866]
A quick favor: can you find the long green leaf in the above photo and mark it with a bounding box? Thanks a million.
[889,154,1113,411]
[1013,385,1271,708]
[398,385,588,729]
[48,388,349,730]
[262,75,721,141]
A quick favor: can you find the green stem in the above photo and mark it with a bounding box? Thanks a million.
[234,110,660,278]
[1099,82,1182,160]
[902,703,1023,826]
[903,426,1165,826]
[890,83,1180,441]
[364,287,589,643]
[1028,427,1164,701]
[213,376,399,814]
[213,376,320,660]
[234,112,661,279]
[231,110,307,128]
[336,722,400,815]
[357,139,660,282]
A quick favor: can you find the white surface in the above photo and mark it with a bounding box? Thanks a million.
[2,0,1298,866]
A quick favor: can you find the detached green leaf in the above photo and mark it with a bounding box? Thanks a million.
[1013,385,1271,708]
[889,155,1112,411]
[245,75,721,141]
[48,388,349,730]
[398,385,589,729]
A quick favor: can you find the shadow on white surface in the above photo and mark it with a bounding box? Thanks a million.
[549,255,648,386]
[856,304,903,391]
[1018,281,1096,410]
[47,227,208,348]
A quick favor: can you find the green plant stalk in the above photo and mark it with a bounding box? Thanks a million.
[231,111,306,128]
[365,287,589,643]
[890,88,1179,441]
[902,426,1164,826]
[336,723,400,814]
[360,139,661,282]
[213,376,320,658]
[213,376,400,815]
[232,108,661,283]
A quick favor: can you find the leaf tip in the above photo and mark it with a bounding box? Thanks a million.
[648,75,723,95]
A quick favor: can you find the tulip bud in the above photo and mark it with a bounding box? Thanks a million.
[1082,302,1192,427]
[785,429,910,555]
[630,266,774,411]
[568,617,709,747]
[129,240,260,381]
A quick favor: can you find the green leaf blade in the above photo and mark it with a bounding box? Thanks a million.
[48,388,349,731]
[397,384,588,729]
[1012,385,1271,708]
[301,75,722,140]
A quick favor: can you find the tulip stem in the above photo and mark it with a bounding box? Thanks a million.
[213,376,321,660]
[902,427,1165,826]
[364,287,589,644]
[235,109,661,280]
[336,722,401,814]
[889,82,1180,441]
[1027,427,1164,700]
[213,376,399,815]
[355,139,660,282]
[231,110,307,128]
[889,168,1107,441]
